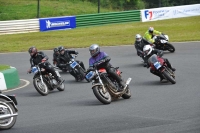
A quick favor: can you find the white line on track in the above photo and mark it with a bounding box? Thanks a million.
[4,79,30,92]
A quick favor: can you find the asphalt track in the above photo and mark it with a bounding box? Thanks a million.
[1,42,200,133]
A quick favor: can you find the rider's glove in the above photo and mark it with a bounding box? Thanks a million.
[75,51,79,55]
[27,68,31,74]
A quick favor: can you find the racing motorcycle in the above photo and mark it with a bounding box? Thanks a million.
[31,62,65,96]
[153,34,175,52]
[0,90,18,130]
[85,67,132,104]
[148,54,176,84]
[68,55,86,82]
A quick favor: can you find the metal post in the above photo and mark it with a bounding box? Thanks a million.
[98,0,100,13]
[159,0,161,7]
[37,0,40,18]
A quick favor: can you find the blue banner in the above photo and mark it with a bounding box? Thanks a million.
[39,16,76,32]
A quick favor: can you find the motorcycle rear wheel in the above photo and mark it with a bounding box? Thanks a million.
[93,86,111,104]
[0,98,17,130]
[166,42,175,53]
[122,86,131,99]
[33,77,49,96]
[162,70,176,84]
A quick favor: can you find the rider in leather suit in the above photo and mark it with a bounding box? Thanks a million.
[56,46,86,81]
[143,45,176,81]
[87,44,125,91]
[27,46,63,83]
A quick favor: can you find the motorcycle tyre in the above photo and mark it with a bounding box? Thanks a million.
[93,86,111,104]
[0,98,17,130]
[33,77,49,96]
[122,86,131,99]
[166,42,175,53]
[162,70,176,84]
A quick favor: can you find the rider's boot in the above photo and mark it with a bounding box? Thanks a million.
[165,59,176,71]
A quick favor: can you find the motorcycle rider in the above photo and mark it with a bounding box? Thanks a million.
[143,45,176,82]
[134,34,152,65]
[87,44,125,92]
[143,27,163,45]
[57,46,86,81]
[27,46,63,83]
[53,47,59,66]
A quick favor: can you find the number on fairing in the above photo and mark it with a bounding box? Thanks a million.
[70,61,78,69]
[32,67,38,74]
[154,62,161,69]
[85,71,95,80]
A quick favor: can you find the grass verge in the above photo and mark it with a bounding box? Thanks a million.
[0,65,10,71]
[0,16,199,53]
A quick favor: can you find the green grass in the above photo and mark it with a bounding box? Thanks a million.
[0,0,117,21]
[0,65,10,71]
[0,16,199,53]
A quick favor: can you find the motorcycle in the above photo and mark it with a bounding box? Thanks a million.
[53,60,69,72]
[31,62,65,96]
[0,90,18,130]
[85,67,132,104]
[148,54,176,84]
[68,55,86,82]
[153,34,175,52]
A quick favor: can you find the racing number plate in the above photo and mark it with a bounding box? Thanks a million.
[154,62,161,69]
[70,61,78,69]
[85,71,95,80]
[32,67,38,74]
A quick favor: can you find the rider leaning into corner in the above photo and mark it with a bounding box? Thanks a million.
[143,27,163,46]
[87,44,125,92]
[27,46,63,84]
[143,45,176,82]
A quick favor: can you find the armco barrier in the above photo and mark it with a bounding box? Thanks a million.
[76,10,140,27]
[0,67,20,91]
[0,19,39,35]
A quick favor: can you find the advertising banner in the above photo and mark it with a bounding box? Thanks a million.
[39,16,76,31]
[141,4,200,22]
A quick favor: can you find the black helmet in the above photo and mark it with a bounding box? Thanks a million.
[28,46,37,57]
[53,47,58,53]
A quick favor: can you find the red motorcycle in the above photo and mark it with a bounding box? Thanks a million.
[148,54,176,84]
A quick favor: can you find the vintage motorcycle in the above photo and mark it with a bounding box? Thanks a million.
[31,62,65,96]
[0,90,18,130]
[85,67,132,104]
[153,34,175,52]
[68,55,86,82]
[148,54,176,84]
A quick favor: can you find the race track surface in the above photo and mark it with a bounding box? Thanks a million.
[1,42,200,133]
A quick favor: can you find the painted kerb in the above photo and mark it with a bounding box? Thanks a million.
[0,67,20,90]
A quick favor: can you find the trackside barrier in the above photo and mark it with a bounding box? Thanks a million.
[0,19,39,35]
[76,10,141,27]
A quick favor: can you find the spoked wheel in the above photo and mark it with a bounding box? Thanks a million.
[0,98,17,130]
[93,86,111,104]
[33,77,49,96]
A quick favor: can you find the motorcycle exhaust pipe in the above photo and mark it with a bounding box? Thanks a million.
[0,113,18,120]
[122,78,132,91]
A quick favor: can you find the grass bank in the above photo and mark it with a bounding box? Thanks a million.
[0,65,10,71]
[0,16,199,53]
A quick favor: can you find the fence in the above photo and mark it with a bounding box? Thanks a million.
[0,19,39,35]
[76,10,140,27]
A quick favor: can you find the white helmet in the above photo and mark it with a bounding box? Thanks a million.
[135,34,142,42]
[148,27,154,33]
[143,45,153,56]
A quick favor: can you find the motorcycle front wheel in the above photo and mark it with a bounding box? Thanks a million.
[162,70,176,84]
[93,86,111,104]
[0,98,17,130]
[33,77,49,96]
[166,42,175,53]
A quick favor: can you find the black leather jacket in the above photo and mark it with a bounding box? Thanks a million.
[57,50,77,67]
[29,51,49,67]
[134,38,151,53]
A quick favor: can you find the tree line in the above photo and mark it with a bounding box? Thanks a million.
[81,0,200,10]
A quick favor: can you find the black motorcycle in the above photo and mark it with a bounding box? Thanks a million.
[68,55,86,82]
[0,90,18,130]
[31,63,65,96]
[153,34,175,52]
